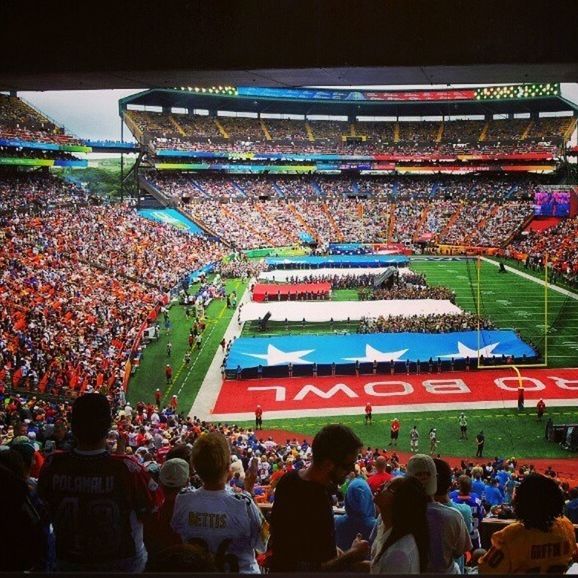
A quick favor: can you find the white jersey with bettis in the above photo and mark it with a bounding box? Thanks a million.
[171,487,268,573]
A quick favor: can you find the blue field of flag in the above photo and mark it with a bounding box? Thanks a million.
[226,330,536,369]
[265,254,409,269]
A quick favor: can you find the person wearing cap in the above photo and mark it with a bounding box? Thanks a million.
[144,458,190,562]
[154,388,162,407]
[407,454,471,573]
[165,364,173,384]
[171,432,268,573]
[38,393,157,572]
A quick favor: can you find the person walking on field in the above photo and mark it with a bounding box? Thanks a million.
[255,405,263,430]
[389,418,400,447]
[476,431,485,458]
[409,425,419,453]
[536,399,546,421]
[429,428,438,455]
[364,402,372,425]
[459,413,468,440]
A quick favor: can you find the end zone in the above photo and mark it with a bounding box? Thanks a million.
[206,367,578,422]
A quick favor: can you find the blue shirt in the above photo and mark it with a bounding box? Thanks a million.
[484,484,504,507]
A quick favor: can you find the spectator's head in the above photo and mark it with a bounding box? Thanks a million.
[407,454,437,497]
[311,424,363,485]
[458,474,472,495]
[514,473,565,532]
[0,448,26,482]
[433,458,453,497]
[71,394,111,447]
[374,455,387,472]
[375,476,429,572]
[191,432,230,486]
[9,442,35,478]
[160,458,190,491]
[166,443,193,464]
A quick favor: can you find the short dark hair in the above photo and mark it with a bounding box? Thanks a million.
[71,394,111,444]
[514,474,564,532]
[433,458,453,495]
[312,424,362,465]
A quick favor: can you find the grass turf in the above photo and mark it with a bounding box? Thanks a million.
[127,278,246,411]
[409,258,578,368]
[232,406,578,460]
[126,258,578,459]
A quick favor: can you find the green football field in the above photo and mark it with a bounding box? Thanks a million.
[128,257,578,459]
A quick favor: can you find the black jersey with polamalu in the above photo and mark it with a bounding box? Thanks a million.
[38,450,156,564]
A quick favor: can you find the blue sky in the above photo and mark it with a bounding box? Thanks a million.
[19,84,578,142]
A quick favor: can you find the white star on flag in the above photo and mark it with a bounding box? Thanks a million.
[344,345,408,363]
[243,344,315,366]
[439,341,501,359]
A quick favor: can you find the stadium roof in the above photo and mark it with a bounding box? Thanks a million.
[1,0,577,92]
[120,86,578,118]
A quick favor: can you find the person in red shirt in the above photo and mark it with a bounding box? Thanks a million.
[169,395,178,412]
[389,418,400,447]
[364,402,372,425]
[154,388,161,407]
[255,405,263,430]
[367,455,392,495]
[165,364,173,384]
[536,398,546,421]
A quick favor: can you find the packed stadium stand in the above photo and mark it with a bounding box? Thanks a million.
[1,85,578,573]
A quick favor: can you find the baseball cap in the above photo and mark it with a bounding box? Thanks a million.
[160,458,190,488]
[407,454,437,496]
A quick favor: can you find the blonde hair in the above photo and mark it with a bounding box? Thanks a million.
[191,432,231,484]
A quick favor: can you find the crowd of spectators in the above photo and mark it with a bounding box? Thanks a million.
[148,173,539,250]
[507,215,578,279]
[0,94,81,146]
[129,108,572,156]
[2,391,576,572]
[0,171,90,213]
[0,172,226,398]
[359,312,494,334]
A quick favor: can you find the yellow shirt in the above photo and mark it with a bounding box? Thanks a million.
[479,517,576,574]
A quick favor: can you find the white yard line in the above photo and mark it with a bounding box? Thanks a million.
[481,257,578,302]
[191,282,250,420]
[208,398,578,422]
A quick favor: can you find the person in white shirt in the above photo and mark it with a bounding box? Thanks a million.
[370,476,429,574]
[171,432,268,573]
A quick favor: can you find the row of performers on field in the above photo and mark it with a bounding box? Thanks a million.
[225,353,536,380]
